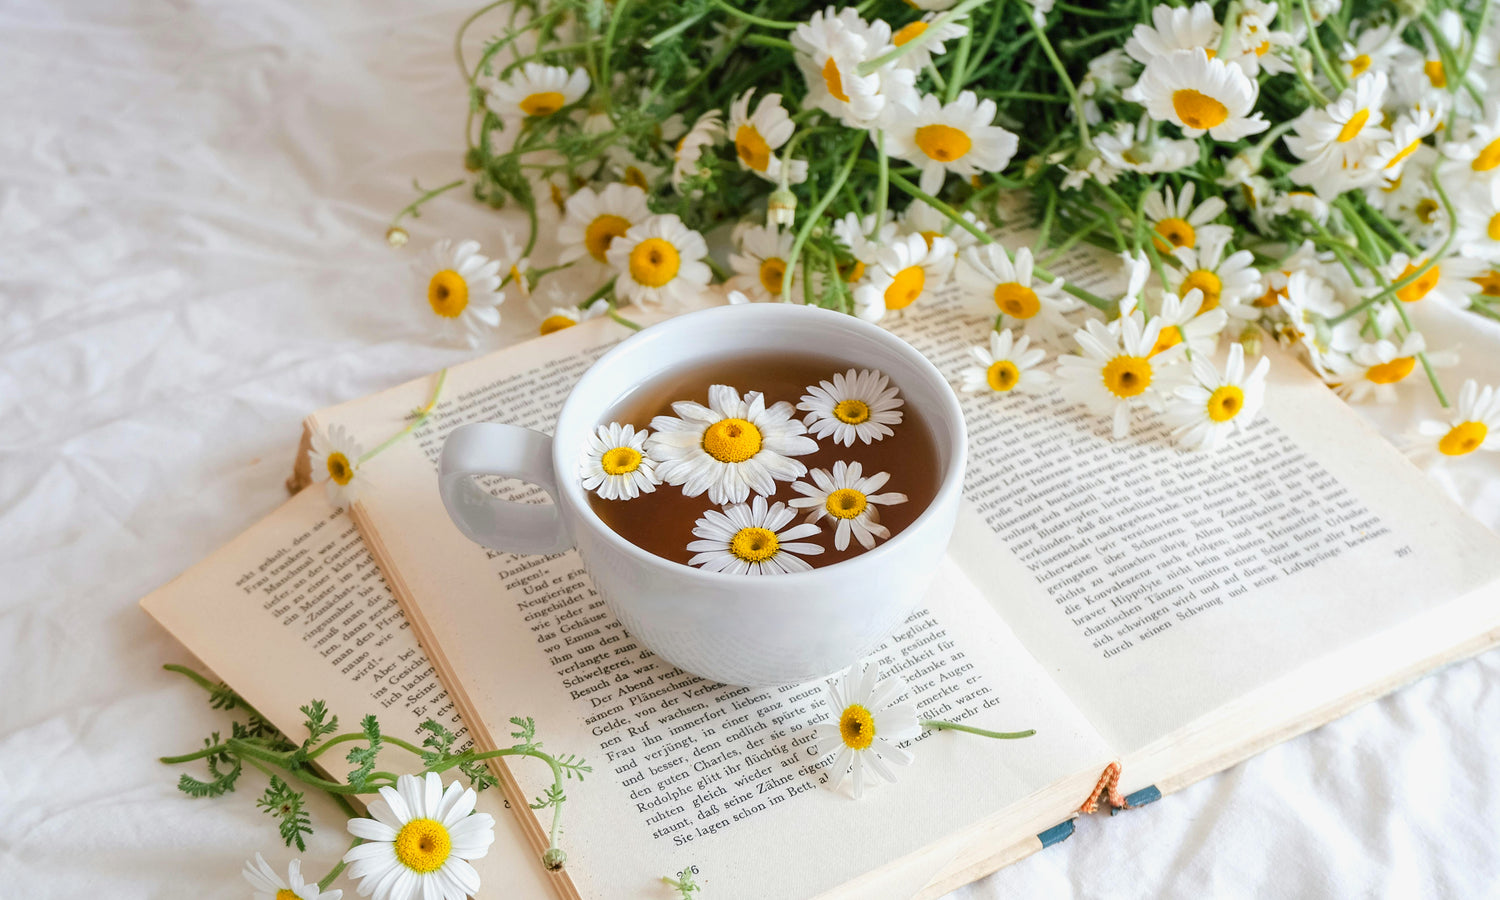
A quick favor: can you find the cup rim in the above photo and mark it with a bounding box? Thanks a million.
[553,303,967,584]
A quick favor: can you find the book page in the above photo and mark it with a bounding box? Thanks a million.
[887,291,1500,755]
[140,488,562,900]
[324,317,1116,900]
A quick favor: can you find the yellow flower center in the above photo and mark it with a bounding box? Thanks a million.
[893,21,928,45]
[1337,108,1370,143]
[986,360,1020,391]
[993,282,1040,318]
[393,818,452,874]
[624,166,650,190]
[1153,217,1197,251]
[1382,174,1404,194]
[600,446,642,475]
[1102,355,1152,398]
[539,314,576,335]
[276,891,300,900]
[1171,89,1229,130]
[839,703,876,750]
[826,487,869,520]
[1348,54,1372,76]
[1179,269,1223,311]
[1206,385,1245,422]
[1473,137,1500,172]
[1488,213,1500,242]
[1415,197,1441,224]
[1424,59,1446,88]
[822,57,849,102]
[628,237,681,288]
[833,398,871,424]
[736,124,772,172]
[327,452,354,486]
[1366,356,1416,384]
[841,259,866,283]
[427,269,469,318]
[884,265,926,310]
[1150,325,1183,357]
[1395,261,1440,303]
[520,91,566,117]
[1255,285,1285,308]
[1474,270,1500,296]
[919,230,943,251]
[1439,421,1488,456]
[758,257,787,295]
[1255,40,1270,56]
[729,526,780,562]
[584,214,631,263]
[1385,139,1423,169]
[914,124,972,163]
[702,418,762,463]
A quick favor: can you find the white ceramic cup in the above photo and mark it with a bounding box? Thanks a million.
[438,303,967,687]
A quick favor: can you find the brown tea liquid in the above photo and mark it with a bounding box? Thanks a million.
[588,352,941,569]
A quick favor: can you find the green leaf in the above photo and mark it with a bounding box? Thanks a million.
[292,699,339,760]
[459,758,499,793]
[346,714,383,791]
[418,719,459,769]
[175,733,242,798]
[257,776,313,852]
[509,716,539,753]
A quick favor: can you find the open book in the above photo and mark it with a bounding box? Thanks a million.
[144,243,1500,899]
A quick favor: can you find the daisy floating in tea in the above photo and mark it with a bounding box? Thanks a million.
[581,362,938,575]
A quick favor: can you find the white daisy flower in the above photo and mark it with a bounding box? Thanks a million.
[606,213,712,308]
[1223,0,1296,77]
[1401,379,1500,468]
[1441,102,1500,203]
[958,328,1052,395]
[244,854,342,900]
[686,495,824,575]
[420,239,504,343]
[342,772,496,900]
[1094,115,1203,175]
[1333,332,1457,404]
[955,244,1079,344]
[792,7,916,128]
[1338,23,1415,81]
[1126,48,1269,141]
[853,232,956,322]
[536,297,607,336]
[1165,343,1270,451]
[788,460,908,551]
[809,660,921,799]
[1124,1,1221,65]
[581,423,660,501]
[1121,287,1227,356]
[1142,182,1232,253]
[556,183,651,266]
[1275,269,1361,376]
[900,201,983,256]
[729,90,806,185]
[798,367,905,446]
[888,12,969,71]
[1382,252,1485,310]
[833,210,899,268]
[1284,72,1392,196]
[671,109,724,195]
[309,425,365,508]
[883,90,1019,195]
[1167,233,1261,316]
[1374,106,1441,180]
[1455,191,1500,260]
[1056,312,1185,439]
[646,384,818,506]
[485,63,589,121]
[728,224,803,303]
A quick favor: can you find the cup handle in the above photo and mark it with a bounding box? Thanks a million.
[438,423,575,556]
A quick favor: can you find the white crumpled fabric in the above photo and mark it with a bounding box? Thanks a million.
[3,2,1500,898]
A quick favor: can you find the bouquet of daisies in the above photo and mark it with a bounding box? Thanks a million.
[398,0,1500,460]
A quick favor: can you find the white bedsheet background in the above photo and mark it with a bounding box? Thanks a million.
[4,2,1500,897]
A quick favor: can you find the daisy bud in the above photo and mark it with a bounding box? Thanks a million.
[1238,325,1262,358]
[1023,156,1046,179]
[464,148,482,172]
[385,226,409,248]
[767,188,797,227]
[1394,0,1429,18]
[543,848,568,870]
[1309,312,1333,351]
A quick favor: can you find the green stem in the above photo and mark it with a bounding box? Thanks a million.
[609,308,643,331]
[920,720,1036,739]
[357,369,449,465]
[745,34,794,51]
[1027,11,1091,146]
[390,179,465,229]
[945,26,972,103]
[1329,173,1459,325]
[871,130,889,241]
[1300,0,1347,92]
[782,137,863,299]
[319,850,354,893]
[644,9,709,49]
[710,0,798,29]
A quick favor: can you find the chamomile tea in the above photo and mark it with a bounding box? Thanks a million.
[579,352,941,572]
